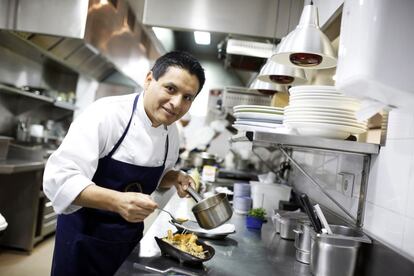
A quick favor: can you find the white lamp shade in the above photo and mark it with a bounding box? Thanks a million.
[257,59,308,86]
[271,5,337,69]
[249,78,288,95]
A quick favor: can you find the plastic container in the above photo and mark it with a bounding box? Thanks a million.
[250,181,292,218]
[246,216,264,229]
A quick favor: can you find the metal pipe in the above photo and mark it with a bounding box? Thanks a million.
[278,145,356,223]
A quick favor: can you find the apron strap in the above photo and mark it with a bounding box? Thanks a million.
[108,94,139,157]
[162,135,169,166]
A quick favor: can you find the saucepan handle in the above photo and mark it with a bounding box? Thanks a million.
[186,186,203,202]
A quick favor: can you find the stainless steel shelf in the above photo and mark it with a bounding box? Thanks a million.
[231,131,380,155]
[0,84,77,111]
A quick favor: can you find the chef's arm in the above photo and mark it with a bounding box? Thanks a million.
[159,170,195,198]
[73,184,158,223]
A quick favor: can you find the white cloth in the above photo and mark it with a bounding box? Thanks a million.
[43,93,179,214]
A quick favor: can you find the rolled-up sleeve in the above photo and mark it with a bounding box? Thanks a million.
[43,101,112,214]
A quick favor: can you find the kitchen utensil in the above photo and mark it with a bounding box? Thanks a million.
[299,194,322,233]
[293,220,313,264]
[310,225,371,276]
[186,186,233,230]
[133,262,199,276]
[170,220,236,239]
[157,208,188,224]
[313,204,332,234]
[279,212,309,240]
[154,235,215,264]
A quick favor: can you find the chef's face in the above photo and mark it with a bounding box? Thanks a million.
[143,66,200,127]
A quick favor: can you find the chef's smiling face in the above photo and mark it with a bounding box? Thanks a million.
[143,66,200,127]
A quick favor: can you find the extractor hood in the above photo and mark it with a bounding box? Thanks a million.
[0,0,152,86]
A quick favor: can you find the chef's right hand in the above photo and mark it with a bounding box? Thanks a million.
[116,192,158,223]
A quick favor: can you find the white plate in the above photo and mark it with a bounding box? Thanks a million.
[233,108,284,115]
[289,85,338,93]
[284,115,367,125]
[233,124,294,134]
[235,120,283,128]
[285,121,366,136]
[284,111,365,121]
[284,106,357,115]
[288,100,360,110]
[284,118,367,129]
[234,105,283,110]
[234,112,284,121]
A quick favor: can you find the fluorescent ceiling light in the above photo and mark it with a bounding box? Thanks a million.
[194,31,211,45]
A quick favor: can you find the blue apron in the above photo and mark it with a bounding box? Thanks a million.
[51,94,169,276]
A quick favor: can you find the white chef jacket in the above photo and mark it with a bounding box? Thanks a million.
[43,93,179,214]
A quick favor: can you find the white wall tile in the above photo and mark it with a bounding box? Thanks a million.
[366,139,414,214]
[404,174,414,219]
[402,217,414,259]
[386,110,414,139]
[364,202,404,249]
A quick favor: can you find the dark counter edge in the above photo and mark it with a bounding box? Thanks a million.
[0,159,45,174]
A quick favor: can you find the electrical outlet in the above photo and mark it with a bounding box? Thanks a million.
[338,172,355,197]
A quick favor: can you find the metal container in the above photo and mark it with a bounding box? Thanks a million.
[293,220,313,264]
[279,212,308,240]
[193,152,224,168]
[310,225,371,276]
[187,186,233,229]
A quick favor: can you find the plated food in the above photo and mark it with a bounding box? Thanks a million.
[155,230,215,264]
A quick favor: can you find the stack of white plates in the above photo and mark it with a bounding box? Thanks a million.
[284,86,367,139]
[232,105,285,133]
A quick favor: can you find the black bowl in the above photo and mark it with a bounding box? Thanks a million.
[154,236,215,264]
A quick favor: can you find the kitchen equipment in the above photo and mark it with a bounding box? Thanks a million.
[16,120,30,142]
[187,186,233,230]
[157,208,187,224]
[193,152,223,168]
[0,136,12,160]
[170,220,235,240]
[299,193,322,233]
[313,204,332,234]
[293,220,313,264]
[336,0,414,110]
[279,212,309,240]
[250,181,292,219]
[272,210,289,234]
[154,235,215,265]
[29,124,44,144]
[310,225,371,276]
[133,262,199,276]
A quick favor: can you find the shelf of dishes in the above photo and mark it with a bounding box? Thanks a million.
[231,131,380,155]
[0,84,77,111]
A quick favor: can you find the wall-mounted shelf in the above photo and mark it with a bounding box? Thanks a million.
[231,131,380,155]
[230,130,380,227]
[0,84,77,111]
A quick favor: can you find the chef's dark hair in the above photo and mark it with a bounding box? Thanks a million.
[151,51,205,94]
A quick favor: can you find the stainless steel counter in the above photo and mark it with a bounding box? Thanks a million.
[115,194,311,276]
[0,158,45,174]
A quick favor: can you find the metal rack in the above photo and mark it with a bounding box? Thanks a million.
[230,131,380,227]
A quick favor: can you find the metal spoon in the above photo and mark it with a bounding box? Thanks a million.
[157,207,188,224]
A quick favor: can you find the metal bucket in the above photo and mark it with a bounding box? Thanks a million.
[293,220,313,264]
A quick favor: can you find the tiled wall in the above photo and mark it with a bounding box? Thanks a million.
[363,110,414,261]
[288,109,414,261]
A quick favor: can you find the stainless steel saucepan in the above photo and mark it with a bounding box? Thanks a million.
[186,186,233,229]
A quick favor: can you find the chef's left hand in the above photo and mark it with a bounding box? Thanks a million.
[160,170,195,198]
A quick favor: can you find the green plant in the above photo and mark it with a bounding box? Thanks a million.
[247,208,266,220]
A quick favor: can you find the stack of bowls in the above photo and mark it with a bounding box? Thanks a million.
[233,183,252,214]
[284,86,367,139]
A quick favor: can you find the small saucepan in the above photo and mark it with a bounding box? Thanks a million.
[186,186,233,229]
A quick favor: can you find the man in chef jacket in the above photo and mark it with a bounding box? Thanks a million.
[43,51,205,276]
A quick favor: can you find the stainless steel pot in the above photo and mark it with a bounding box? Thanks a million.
[293,220,313,264]
[193,152,224,168]
[279,212,308,240]
[187,186,233,229]
[310,225,371,276]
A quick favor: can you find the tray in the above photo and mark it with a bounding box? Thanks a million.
[154,235,215,265]
[171,220,236,239]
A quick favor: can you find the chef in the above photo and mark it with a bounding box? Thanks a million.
[43,51,205,276]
